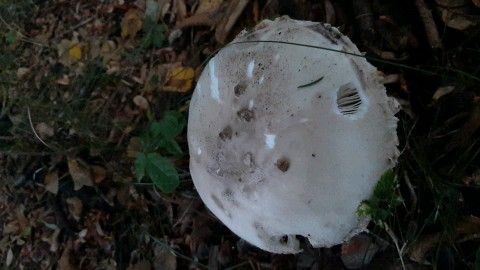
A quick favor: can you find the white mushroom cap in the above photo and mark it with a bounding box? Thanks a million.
[187,18,399,253]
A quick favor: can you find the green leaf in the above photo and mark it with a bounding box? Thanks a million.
[357,170,403,225]
[142,16,156,32]
[149,122,163,139]
[141,35,153,49]
[475,246,480,270]
[151,25,165,48]
[148,112,184,138]
[146,110,155,122]
[141,17,165,49]
[135,152,147,181]
[155,111,185,138]
[6,31,16,44]
[145,153,179,193]
[373,170,397,200]
[162,138,183,156]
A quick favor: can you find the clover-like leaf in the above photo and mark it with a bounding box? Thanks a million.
[145,153,179,193]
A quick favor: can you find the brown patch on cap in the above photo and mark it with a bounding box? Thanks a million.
[275,158,290,172]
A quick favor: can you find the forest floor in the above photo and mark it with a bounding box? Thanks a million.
[1,0,480,269]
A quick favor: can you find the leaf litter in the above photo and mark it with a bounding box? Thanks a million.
[0,0,479,269]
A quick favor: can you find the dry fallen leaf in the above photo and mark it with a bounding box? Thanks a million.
[128,260,151,270]
[164,66,195,92]
[58,38,83,66]
[177,0,250,44]
[91,165,107,184]
[153,244,177,270]
[57,240,77,270]
[35,122,55,139]
[16,67,30,79]
[6,248,13,267]
[69,44,82,60]
[341,234,379,269]
[133,95,149,111]
[121,9,143,39]
[100,40,122,64]
[67,158,94,190]
[127,137,142,158]
[66,197,83,221]
[446,105,480,151]
[44,170,59,194]
[196,0,224,14]
[55,74,71,85]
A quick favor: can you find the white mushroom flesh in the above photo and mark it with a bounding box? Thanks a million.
[188,18,399,253]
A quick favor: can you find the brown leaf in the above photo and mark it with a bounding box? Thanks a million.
[35,122,55,139]
[44,170,59,194]
[55,74,71,85]
[128,260,151,270]
[58,37,83,67]
[127,137,143,158]
[58,240,77,270]
[341,234,379,269]
[177,0,250,44]
[164,66,195,93]
[432,86,455,103]
[66,197,83,222]
[455,216,480,236]
[91,165,107,184]
[67,158,93,190]
[196,0,224,14]
[121,9,143,39]
[100,40,122,64]
[436,2,478,31]
[215,0,250,44]
[415,0,443,49]
[446,105,480,151]
[408,233,441,263]
[133,95,149,111]
[153,244,177,270]
[16,67,30,79]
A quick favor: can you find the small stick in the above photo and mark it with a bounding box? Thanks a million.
[27,106,55,151]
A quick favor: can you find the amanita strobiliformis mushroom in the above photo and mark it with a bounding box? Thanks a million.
[187,17,399,253]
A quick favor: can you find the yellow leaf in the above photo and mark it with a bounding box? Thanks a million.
[121,9,143,39]
[165,67,195,93]
[58,39,83,66]
[69,44,82,60]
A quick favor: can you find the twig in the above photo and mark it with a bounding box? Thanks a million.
[404,172,418,216]
[27,106,56,151]
[63,17,93,35]
[383,222,407,270]
[172,199,194,228]
[0,14,51,48]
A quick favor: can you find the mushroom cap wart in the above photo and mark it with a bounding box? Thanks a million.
[187,18,399,253]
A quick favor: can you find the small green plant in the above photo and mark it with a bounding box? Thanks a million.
[357,170,406,268]
[5,31,16,44]
[357,170,403,226]
[135,111,186,193]
[140,16,166,50]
